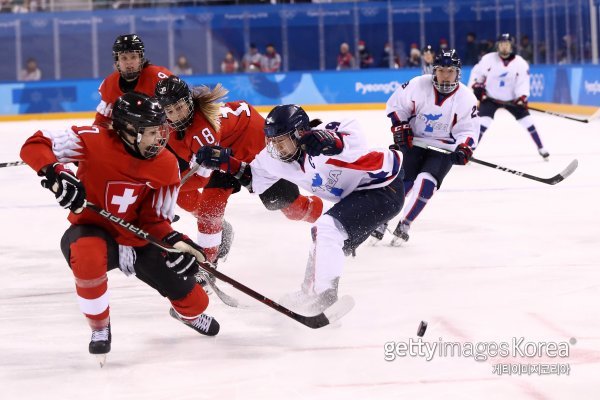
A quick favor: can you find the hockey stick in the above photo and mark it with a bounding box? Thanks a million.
[488,98,596,123]
[85,202,353,329]
[414,142,578,185]
[0,161,26,168]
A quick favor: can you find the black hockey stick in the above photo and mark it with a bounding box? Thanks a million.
[0,161,26,168]
[414,142,578,185]
[85,202,353,329]
[488,98,598,123]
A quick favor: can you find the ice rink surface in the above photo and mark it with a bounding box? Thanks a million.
[0,108,599,399]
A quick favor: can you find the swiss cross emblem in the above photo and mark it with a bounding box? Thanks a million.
[105,182,144,214]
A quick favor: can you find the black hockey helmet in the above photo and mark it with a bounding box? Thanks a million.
[155,76,194,131]
[496,33,515,58]
[112,34,145,80]
[263,104,310,162]
[112,92,169,159]
[422,44,435,54]
[432,49,462,94]
[497,33,515,44]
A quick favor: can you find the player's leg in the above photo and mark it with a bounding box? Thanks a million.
[60,225,120,357]
[392,150,453,244]
[477,99,499,143]
[133,245,219,336]
[510,107,549,160]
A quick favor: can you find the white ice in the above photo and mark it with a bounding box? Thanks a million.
[0,109,598,399]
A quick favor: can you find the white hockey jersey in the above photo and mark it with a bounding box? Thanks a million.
[250,119,402,202]
[386,74,480,151]
[471,52,530,101]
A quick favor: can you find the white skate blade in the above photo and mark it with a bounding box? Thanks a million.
[389,236,406,247]
[322,295,355,324]
[368,236,383,246]
[95,354,107,368]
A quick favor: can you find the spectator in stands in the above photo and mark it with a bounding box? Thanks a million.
[439,38,449,51]
[421,44,435,74]
[242,43,262,73]
[463,32,479,65]
[172,55,192,76]
[358,40,374,69]
[260,44,281,72]
[19,58,42,81]
[380,42,400,68]
[0,0,13,13]
[221,51,239,73]
[336,42,355,70]
[405,43,421,68]
[519,35,534,64]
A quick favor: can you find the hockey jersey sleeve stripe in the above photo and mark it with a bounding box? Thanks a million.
[41,128,84,163]
[325,151,384,171]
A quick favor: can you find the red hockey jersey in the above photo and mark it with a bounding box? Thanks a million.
[94,65,172,127]
[168,101,266,191]
[20,125,180,246]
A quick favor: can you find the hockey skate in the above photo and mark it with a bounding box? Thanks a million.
[390,222,410,246]
[281,278,339,315]
[169,308,220,336]
[368,222,388,245]
[538,147,550,161]
[89,324,111,367]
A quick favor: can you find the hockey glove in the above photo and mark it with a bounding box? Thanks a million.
[472,83,487,101]
[299,129,344,157]
[162,231,207,276]
[196,146,242,175]
[391,121,414,149]
[513,95,528,108]
[450,143,473,165]
[41,163,86,214]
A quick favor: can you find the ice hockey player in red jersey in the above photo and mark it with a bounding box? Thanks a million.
[20,92,219,366]
[94,34,172,128]
[154,76,323,262]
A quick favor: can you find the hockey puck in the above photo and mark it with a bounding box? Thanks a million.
[417,320,428,337]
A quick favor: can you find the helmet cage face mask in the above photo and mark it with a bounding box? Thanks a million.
[122,123,170,159]
[265,127,302,163]
[163,96,194,131]
[432,66,461,94]
[115,51,145,81]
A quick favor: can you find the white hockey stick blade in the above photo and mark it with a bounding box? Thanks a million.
[322,295,355,325]
[558,159,578,181]
[196,270,243,308]
[586,108,600,122]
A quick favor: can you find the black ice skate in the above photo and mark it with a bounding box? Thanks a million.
[89,324,111,367]
[538,147,550,161]
[390,222,410,246]
[169,308,220,336]
[370,222,388,241]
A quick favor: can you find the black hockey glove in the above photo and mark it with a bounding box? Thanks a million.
[41,163,86,214]
[299,129,344,157]
[472,83,487,101]
[162,231,207,277]
[196,146,235,172]
[391,121,413,149]
[450,143,473,165]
